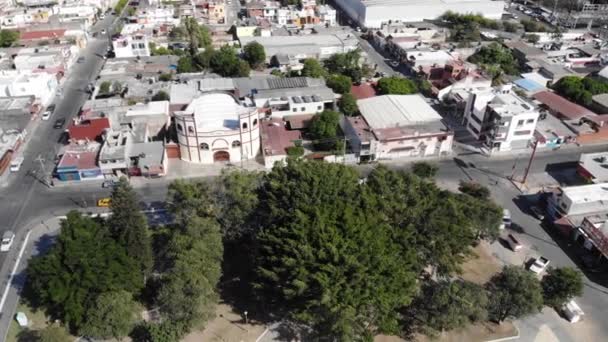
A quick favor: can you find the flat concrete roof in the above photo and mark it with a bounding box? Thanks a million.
[357,94,441,129]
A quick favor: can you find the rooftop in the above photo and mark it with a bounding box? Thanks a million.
[57,144,100,170]
[534,91,596,120]
[592,94,608,108]
[357,94,442,129]
[504,40,546,57]
[561,183,608,210]
[488,92,536,117]
[182,92,256,132]
[260,118,302,156]
[579,152,608,184]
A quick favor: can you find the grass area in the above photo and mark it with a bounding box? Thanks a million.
[415,321,518,342]
[6,302,49,342]
[460,241,503,285]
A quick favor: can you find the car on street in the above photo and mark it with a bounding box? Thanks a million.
[77,56,85,63]
[530,205,545,220]
[97,197,111,207]
[563,300,584,323]
[41,104,55,120]
[0,231,15,252]
[499,209,512,229]
[10,157,24,172]
[53,118,66,129]
[100,29,106,35]
[506,233,522,251]
[529,256,550,274]
[102,180,117,188]
[99,14,105,20]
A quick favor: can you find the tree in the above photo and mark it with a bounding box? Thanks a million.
[242,41,266,69]
[338,92,358,116]
[502,21,519,33]
[408,280,488,335]
[182,17,212,55]
[458,181,490,199]
[254,161,418,339]
[214,169,262,240]
[411,162,438,178]
[541,267,584,308]
[520,19,546,32]
[99,81,112,94]
[377,76,418,95]
[159,73,172,82]
[127,6,136,16]
[326,74,352,94]
[81,290,137,339]
[301,58,326,78]
[108,177,153,280]
[152,90,170,101]
[308,110,341,150]
[552,76,608,106]
[324,50,364,82]
[487,266,544,322]
[177,56,195,73]
[468,42,519,76]
[37,325,71,342]
[26,211,142,331]
[525,33,541,44]
[0,30,19,48]
[210,46,250,77]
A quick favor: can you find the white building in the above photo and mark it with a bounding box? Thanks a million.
[58,5,97,24]
[0,70,58,106]
[174,92,260,164]
[341,94,453,161]
[112,34,151,58]
[461,85,539,152]
[316,5,337,26]
[333,0,504,29]
[551,183,608,217]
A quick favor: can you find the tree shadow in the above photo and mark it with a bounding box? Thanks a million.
[16,329,38,342]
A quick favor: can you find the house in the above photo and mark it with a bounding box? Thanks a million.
[534,91,596,121]
[55,144,103,181]
[0,70,58,106]
[67,117,111,143]
[12,45,79,78]
[461,85,539,152]
[341,94,453,161]
[260,117,302,167]
[174,92,260,164]
[112,34,151,58]
[504,41,547,66]
[534,112,575,149]
[0,128,23,176]
[578,152,608,184]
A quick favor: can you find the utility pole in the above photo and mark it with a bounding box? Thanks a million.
[522,139,539,185]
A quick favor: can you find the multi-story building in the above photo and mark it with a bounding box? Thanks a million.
[461,85,539,152]
[174,92,260,164]
[112,34,151,58]
[0,70,58,106]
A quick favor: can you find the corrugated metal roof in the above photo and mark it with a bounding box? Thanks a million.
[357,95,441,129]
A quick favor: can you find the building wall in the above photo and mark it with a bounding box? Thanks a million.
[375,133,452,159]
[175,111,261,164]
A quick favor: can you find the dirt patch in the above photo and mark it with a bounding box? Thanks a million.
[182,303,266,342]
[460,241,503,285]
[414,321,518,342]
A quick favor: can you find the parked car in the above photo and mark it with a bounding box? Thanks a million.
[506,234,522,251]
[77,56,85,63]
[0,231,15,252]
[41,104,55,120]
[563,300,584,323]
[530,206,545,220]
[529,256,550,274]
[53,118,66,129]
[10,157,24,172]
[97,197,111,207]
[499,209,512,230]
[102,180,117,188]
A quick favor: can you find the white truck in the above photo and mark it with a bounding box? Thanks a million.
[529,256,550,274]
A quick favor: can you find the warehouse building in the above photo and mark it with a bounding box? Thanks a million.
[333,0,504,28]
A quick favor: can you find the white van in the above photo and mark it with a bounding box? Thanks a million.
[10,157,24,172]
[500,209,512,230]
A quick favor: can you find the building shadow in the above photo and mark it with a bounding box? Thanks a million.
[544,161,583,186]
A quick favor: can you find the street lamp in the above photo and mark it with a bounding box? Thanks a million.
[243,310,248,324]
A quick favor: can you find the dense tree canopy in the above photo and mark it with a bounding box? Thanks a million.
[407,280,488,336]
[152,90,170,101]
[242,41,266,69]
[541,267,584,308]
[468,42,520,79]
[108,177,153,279]
[36,325,71,342]
[458,181,491,200]
[210,46,251,77]
[411,162,438,178]
[324,50,364,82]
[308,109,342,150]
[326,74,352,94]
[81,290,138,339]
[338,92,359,116]
[487,266,544,322]
[377,77,418,95]
[301,58,326,78]
[0,30,19,48]
[552,76,608,107]
[27,212,142,331]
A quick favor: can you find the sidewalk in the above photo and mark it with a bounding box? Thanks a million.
[0,217,62,342]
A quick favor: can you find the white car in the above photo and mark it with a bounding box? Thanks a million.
[529,256,550,274]
[499,209,511,230]
[10,157,24,172]
[41,110,51,120]
[563,300,584,323]
[0,231,15,252]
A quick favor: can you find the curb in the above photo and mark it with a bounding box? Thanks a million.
[485,324,520,342]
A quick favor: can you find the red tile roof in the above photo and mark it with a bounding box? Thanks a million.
[534,91,596,120]
[68,117,110,141]
[260,118,302,156]
[351,82,377,100]
[20,29,66,40]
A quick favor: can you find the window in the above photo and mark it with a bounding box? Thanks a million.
[470,114,482,125]
[242,122,248,130]
[253,119,258,127]
[177,123,183,132]
[514,130,531,136]
[292,108,297,112]
[468,123,480,134]
[188,126,194,134]
[301,107,305,112]
[526,119,535,124]
[232,140,241,147]
[200,143,209,150]
[317,106,322,110]
[517,120,524,127]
